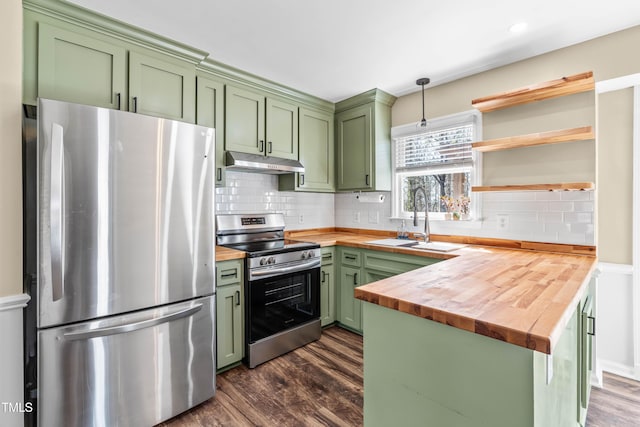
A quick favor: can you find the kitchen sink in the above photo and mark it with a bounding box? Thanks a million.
[366,238,420,247]
[411,242,466,252]
[366,239,465,252]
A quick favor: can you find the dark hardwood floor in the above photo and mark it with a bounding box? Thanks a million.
[161,327,363,427]
[161,326,639,427]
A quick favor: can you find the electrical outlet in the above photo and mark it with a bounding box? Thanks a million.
[497,214,509,231]
[368,211,379,224]
[353,211,360,223]
[298,214,304,224]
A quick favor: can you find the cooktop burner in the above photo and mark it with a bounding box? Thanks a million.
[226,239,320,257]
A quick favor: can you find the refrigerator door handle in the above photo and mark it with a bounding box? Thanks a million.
[50,123,65,301]
[62,303,204,341]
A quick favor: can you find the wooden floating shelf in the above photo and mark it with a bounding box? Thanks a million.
[472,126,594,152]
[471,71,595,113]
[472,182,595,192]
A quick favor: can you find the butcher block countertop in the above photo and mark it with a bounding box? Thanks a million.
[289,228,597,355]
[215,245,246,261]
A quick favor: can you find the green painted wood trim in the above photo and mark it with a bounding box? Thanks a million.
[25,0,208,64]
[334,88,397,113]
[198,58,335,114]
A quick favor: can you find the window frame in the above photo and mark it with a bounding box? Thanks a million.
[390,109,483,221]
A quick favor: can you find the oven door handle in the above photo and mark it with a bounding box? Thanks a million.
[251,259,321,277]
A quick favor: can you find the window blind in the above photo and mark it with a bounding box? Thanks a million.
[395,123,474,172]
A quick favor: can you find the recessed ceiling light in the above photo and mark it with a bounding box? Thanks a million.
[509,22,528,33]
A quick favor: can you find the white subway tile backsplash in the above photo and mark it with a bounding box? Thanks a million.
[215,172,594,245]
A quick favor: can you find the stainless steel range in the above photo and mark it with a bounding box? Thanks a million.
[216,213,321,368]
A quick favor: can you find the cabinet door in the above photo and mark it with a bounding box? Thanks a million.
[129,51,196,122]
[336,104,372,190]
[320,264,336,327]
[579,295,594,425]
[338,265,362,332]
[266,98,298,160]
[197,76,226,187]
[299,108,334,191]
[216,284,244,369]
[225,85,265,155]
[38,23,126,110]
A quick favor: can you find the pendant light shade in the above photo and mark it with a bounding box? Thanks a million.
[416,77,430,128]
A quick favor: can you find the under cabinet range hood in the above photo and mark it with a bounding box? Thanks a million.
[225,151,305,174]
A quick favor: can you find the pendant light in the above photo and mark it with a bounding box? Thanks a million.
[416,77,430,129]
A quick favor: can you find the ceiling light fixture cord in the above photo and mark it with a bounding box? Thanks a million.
[416,77,430,128]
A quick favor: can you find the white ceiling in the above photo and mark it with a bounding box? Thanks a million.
[68,0,640,102]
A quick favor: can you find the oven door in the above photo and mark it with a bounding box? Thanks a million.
[247,266,320,343]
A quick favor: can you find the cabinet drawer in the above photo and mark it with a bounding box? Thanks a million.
[321,247,335,266]
[216,260,243,287]
[340,249,361,267]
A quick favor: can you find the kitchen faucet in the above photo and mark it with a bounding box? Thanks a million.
[412,187,431,243]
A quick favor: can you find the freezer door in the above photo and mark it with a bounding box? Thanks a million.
[36,98,215,327]
[38,296,215,427]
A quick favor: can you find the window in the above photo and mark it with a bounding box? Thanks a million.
[391,110,481,220]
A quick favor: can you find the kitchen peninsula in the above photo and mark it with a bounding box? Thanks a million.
[289,229,597,427]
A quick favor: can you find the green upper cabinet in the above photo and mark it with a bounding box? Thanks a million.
[37,23,126,110]
[266,98,298,160]
[196,75,226,187]
[129,51,196,123]
[24,6,202,123]
[279,107,335,192]
[225,85,298,160]
[335,89,396,192]
[225,85,266,155]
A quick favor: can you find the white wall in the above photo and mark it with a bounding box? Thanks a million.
[597,264,637,379]
[1,0,26,425]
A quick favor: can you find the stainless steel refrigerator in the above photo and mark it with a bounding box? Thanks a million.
[23,98,216,427]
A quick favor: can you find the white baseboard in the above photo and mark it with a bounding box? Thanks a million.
[0,293,28,427]
[599,359,640,382]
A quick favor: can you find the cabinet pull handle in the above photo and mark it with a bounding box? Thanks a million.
[353,272,358,285]
[132,96,138,113]
[365,174,370,186]
[588,316,596,336]
[116,93,121,110]
[300,174,305,186]
[216,168,222,182]
[235,290,241,306]
[220,270,238,279]
[268,141,273,153]
[322,253,332,260]
[345,255,356,260]
[258,140,264,152]
[321,271,326,283]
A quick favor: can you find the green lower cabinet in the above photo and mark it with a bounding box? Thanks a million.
[337,246,440,334]
[216,259,244,370]
[320,248,336,327]
[579,280,596,426]
[338,264,363,332]
[362,279,595,427]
